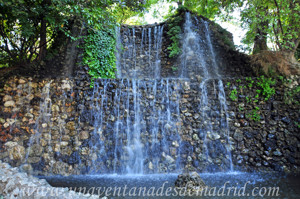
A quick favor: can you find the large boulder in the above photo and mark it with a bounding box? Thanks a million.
[174,171,206,194]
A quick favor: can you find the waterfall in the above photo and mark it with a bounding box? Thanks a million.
[116,25,164,79]
[181,12,233,172]
[86,79,182,174]
[24,81,52,167]
[203,19,233,171]
[85,14,233,175]
[180,13,208,79]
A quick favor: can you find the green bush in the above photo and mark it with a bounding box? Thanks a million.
[83,27,117,86]
[229,88,238,101]
[256,76,276,101]
[166,11,184,58]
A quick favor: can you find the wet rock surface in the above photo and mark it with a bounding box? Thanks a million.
[175,172,206,193]
[0,17,299,176]
[0,76,299,175]
[0,161,103,199]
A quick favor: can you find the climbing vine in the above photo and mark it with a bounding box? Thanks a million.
[83,26,117,86]
[256,76,276,101]
[228,76,276,122]
[246,106,261,122]
[229,89,238,101]
[166,7,186,58]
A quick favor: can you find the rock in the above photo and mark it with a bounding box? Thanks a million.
[25,113,34,118]
[66,121,75,131]
[61,142,69,147]
[21,164,33,172]
[181,107,188,113]
[81,147,89,155]
[61,135,71,141]
[207,131,221,140]
[27,157,41,164]
[281,117,291,124]
[175,172,206,193]
[4,100,15,107]
[165,155,175,164]
[8,145,25,160]
[234,129,244,141]
[3,122,9,128]
[29,144,43,156]
[79,131,90,140]
[192,134,199,141]
[164,123,172,130]
[148,162,154,170]
[54,144,60,152]
[51,104,60,113]
[148,95,155,100]
[273,149,282,156]
[234,122,241,127]
[40,139,48,147]
[0,161,99,199]
[109,115,115,122]
[183,82,190,90]
[4,141,18,148]
[172,141,179,147]
[193,114,200,119]
[18,79,26,84]
[240,119,248,127]
[2,95,12,102]
[62,80,72,90]
[29,82,38,88]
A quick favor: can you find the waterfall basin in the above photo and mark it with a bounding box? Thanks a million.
[39,172,300,198]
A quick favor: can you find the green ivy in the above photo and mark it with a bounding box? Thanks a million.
[83,27,117,86]
[256,76,276,101]
[229,89,238,101]
[167,25,182,58]
[295,122,300,129]
[171,66,178,71]
[238,104,244,112]
[247,106,261,122]
[228,76,276,123]
[166,9,184,58]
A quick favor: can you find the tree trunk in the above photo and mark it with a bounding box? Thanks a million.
[38,0,51,61]
[38,17,47,61]
[253,21,268,54]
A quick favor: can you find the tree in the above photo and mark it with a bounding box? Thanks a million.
[223,0,299,56]
[166,0,222,19]
[165,0,299,57]
[0,0,157,67]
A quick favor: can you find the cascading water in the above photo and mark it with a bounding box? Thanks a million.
[86,78,182,174]
[85,13,234,175]
[19,13,234,176]
[116,25,164,78]
[180,13,208,79]
[181,12,233,172]
[24,81,52,167]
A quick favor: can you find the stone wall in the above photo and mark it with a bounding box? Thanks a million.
[116,15,254,80]
[0,76,299,175]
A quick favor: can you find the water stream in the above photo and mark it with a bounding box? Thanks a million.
[23,12,234,175]
[87,12,234,174]
[180,12,233,171]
